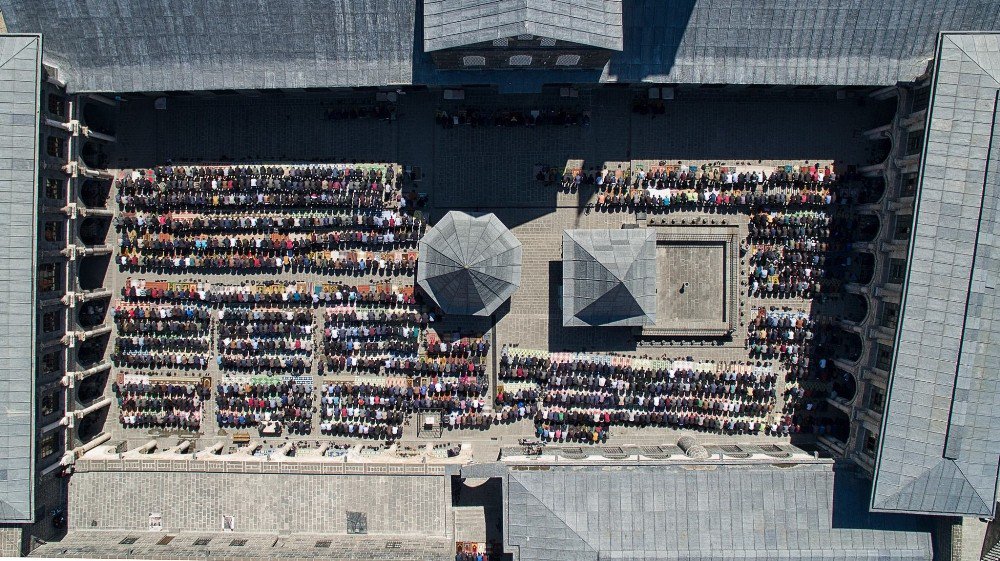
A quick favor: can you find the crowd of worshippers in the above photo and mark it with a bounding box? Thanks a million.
[435,107,590,128]
[747,211,834,297]
[118,213,421,251]
[423,333,492,429]
[319,331,494,435]
[118,209,422,233]
[498,351,781,438]
[456,549,488,561]
[215,380,314,435]
[116,165,401,210]
[773,325,857,437]
[114,381,209,430]
[746,308,815,367]
[320,376,492,440]
[118,246,419,273]
[318,375,491,438]
[561,165,843,211]
[744,307,833,435]
[319,383,407,440]
[121,279,423,308]
[319,284,428,371]
[322,305,423,365]
[425,332,490,358]
[320,345,488,376]
[115,165,420,272]
[494,387,540,424]
[112,304,212,370]
[217,307,314,373]
[780,363,854,436]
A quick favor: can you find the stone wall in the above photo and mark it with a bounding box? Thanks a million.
[0,526,22,557]
[68,465,450,537]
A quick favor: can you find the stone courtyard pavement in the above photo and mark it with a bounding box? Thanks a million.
[99,86,891,452]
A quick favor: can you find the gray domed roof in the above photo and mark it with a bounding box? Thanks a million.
[417,211,522,316]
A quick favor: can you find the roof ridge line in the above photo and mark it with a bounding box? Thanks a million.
[0,35,36,71]
[875,459,993,515]
[873,460,940,510]
[951,459,995,514]
[467,243,520,269]
[945,34,1000,86]
[571,234,631,283]
[508,475,598,553]
[462,214,495,265]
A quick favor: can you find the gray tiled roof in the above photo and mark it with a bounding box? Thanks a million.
[29,532,452,560]
[562,229,656,327]
[871,32,1000,518]
[0,33,39,524]
[606,0,1000,85]
[504,462,935,561]
[417,211,522,316]
[423,0,623,52]
[0,0,415,93]
[6,1,1000,91]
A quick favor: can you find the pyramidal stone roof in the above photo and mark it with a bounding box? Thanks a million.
[562,229,656,327]
[871,32,1000,518]
[417,211,522,316]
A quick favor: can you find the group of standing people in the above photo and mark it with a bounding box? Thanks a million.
[116,165,419,273]
[574,164,841,212]
[499,350,781,438]
[113,303,212,370]
[215,380,314,435]
[114,381,208,431]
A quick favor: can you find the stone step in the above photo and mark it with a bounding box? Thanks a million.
[453,506,486,544]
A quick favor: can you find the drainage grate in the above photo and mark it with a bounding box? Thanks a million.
[193,538,211,546]
[230,539,247,547]
[759,444,782,453]
[385,541,402,549]
[721,445,743,454]
[602,446,627,458]
[119,537,138,545]
[156,536,174,546]
[315,541,331,549]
